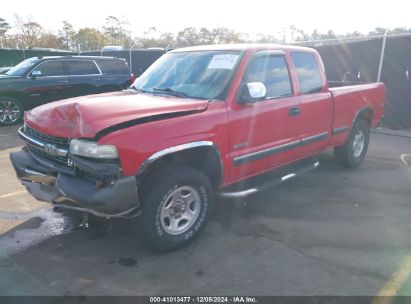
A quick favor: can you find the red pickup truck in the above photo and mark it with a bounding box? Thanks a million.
[10,44,385,251]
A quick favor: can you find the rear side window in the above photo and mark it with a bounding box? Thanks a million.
[97,60,130,75]
[291,52,323,94]
[243,54,292,99]
[66,60,100,75]
[32,61,66,77]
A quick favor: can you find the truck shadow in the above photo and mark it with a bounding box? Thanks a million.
[0,152,384,295]
[1,152,341,257]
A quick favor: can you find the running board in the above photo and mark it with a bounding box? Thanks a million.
[218,158,320,199]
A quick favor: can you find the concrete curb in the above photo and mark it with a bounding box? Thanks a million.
[372,129,411,139]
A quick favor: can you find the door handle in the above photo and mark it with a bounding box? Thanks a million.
[58,80,69,84]
[289,107,300,117]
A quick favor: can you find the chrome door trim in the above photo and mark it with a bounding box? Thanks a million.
[300,132,328,146]
[234,140,300,166]
[332,126,349,135]
[233,132,329,166]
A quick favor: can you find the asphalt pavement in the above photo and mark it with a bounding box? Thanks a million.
[0,127,411,297]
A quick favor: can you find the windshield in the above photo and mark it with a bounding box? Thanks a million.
[131,51,241,100]
[6,57,39,77]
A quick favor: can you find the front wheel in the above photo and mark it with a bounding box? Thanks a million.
[334,119,370,168]
[0,97,24,126]
[137,165,214,252]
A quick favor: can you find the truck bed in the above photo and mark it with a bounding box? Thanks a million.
[329,82,385,131]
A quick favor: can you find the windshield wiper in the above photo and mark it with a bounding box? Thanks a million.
[129,86,147,93]
[152,87,189,98]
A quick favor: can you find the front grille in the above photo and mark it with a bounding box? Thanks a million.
[28,143,68,165]
[25,125,70,147]
[24,125,70,165]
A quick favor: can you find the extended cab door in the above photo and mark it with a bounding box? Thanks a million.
[290,52,333,155]
[26,60,71,107]
[228,51,303,182]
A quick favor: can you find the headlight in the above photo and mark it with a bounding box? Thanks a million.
[69,139,119,159]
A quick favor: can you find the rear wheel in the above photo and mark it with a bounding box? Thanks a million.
[334,119,370,168]
[0,97,24,126]
[137,164,214,252]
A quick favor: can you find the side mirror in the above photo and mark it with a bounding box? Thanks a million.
[247,82,266,99]
[30,70,42,78]
[238,82,267,103]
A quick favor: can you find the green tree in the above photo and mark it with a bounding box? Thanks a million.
[103,15,132,47]
[20,21,43,48]
[210,27,243,44]
[175,27,200,47]
[137,27,175,48]
[159,32,175,49]
[175,27,244,47]
[254,33,281,43]
[14,15,43,48]
[323,30,337,40]
[368,27,387,36]
[197,28,214,45]
[58,21,76,50]
[76,27,107,51]
[389,27,411,35]
[0,18,10,47]
[290,25,310,42]
[39,33,65,49]
[341,31,364,38]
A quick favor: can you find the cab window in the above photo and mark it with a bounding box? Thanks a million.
[240,53,293,102]
[291,52,323,94]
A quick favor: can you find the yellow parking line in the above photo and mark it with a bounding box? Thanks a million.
[400,154,411,166]
[0,147,22,156]
[0,190,27,200]
[0,133,17,137]
[372,155,411,303]
[371,253,411,304]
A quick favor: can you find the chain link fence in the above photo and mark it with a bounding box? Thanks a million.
[1,35,411,129]
[0,48,72,67]
[297,34,411,129]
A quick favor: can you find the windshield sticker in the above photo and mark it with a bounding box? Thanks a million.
[207,54,239,70]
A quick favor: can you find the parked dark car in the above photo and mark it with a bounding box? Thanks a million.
[0,56,134,126]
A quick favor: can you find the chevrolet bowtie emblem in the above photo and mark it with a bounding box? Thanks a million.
[43,144,60,157]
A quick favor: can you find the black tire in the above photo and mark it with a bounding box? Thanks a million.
[137,164,214,252]
[334,119,370,168]
[0,97,24,126]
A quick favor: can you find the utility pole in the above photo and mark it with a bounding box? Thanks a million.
[377,30,388,83]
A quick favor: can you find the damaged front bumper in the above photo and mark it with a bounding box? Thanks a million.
[10,149,140,218]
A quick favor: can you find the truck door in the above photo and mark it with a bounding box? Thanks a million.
[290,52,333,155]
[228,51,303,181]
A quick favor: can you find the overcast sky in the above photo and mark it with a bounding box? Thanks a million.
[2,0,409,37]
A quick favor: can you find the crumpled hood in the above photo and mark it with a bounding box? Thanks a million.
[25,91,209,138]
